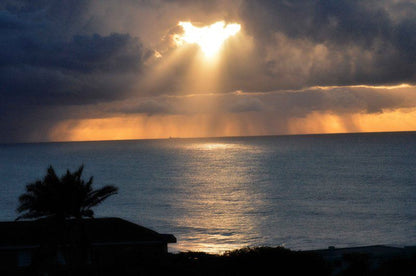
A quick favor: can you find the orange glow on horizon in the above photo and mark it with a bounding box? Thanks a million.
[49,108,416,142]
[289,108,416,135]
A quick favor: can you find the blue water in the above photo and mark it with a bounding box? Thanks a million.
[1,132,416,253]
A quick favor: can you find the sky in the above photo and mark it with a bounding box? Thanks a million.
[1,0,416,143]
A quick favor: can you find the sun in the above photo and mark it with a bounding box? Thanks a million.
[174,21,241,57]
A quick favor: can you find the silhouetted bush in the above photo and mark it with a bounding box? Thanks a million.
[117,247,330,276]
[371,255,416,276]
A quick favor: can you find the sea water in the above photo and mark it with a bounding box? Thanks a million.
[1,132,415,253]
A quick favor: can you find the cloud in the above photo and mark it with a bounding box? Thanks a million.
[121,99,175,115]
[0,8,146,103]
[0,1,150,142]
[1,0,416,142]
[227,97,264,113]
[238,0,416,87]
[106,85,416,118]
[145,0,416,92]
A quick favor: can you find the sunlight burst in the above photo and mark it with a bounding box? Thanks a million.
[175,21,241,57]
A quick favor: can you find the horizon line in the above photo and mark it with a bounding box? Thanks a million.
[2,130,416,146]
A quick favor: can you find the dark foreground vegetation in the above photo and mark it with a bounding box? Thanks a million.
[49,246,413,276]
[135,247,416,276]
[5,245,416,275]
[153,247,329,276]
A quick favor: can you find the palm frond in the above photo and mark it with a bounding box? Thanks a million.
[16,165,118,221]
[84,185,118,208]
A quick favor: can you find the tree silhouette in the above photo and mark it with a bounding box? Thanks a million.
[16,165,118,221]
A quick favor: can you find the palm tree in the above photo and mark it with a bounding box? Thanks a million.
[16,165,118,221]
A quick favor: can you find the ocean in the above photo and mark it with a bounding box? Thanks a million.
[1,132,415,253]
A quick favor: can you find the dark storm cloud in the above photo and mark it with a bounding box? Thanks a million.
[0,8,145,103]
[227,97,264,113]
[0,1,148,142]
[110,86,416,118]
[257,87,416,116]
[239,0,416,86]
[121,99,175,115]
[242,0,392,46]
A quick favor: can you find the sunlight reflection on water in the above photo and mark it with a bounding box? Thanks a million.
[170,141,269,253]
[184,142,258,152]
